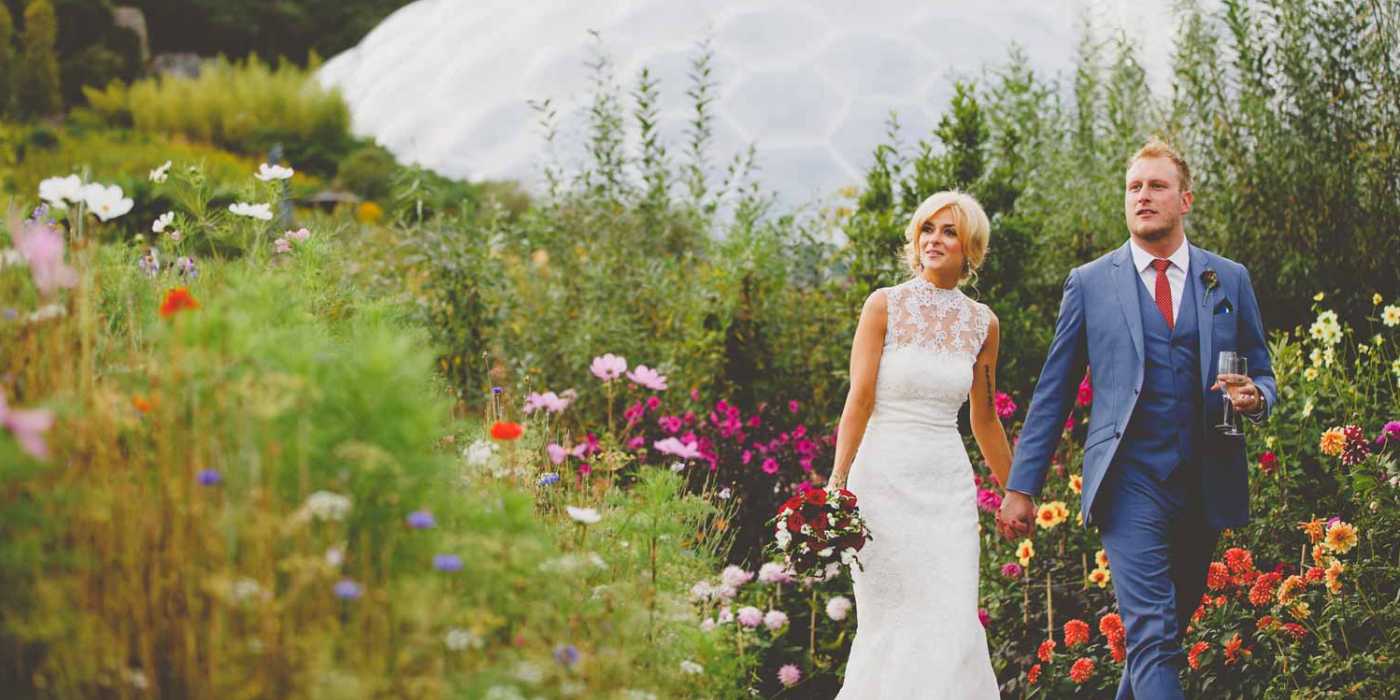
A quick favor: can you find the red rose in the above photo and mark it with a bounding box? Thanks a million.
[806,488,828,507]
[786,512,806,533]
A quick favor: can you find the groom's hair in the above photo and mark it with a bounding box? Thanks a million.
[1130,139,1193,192]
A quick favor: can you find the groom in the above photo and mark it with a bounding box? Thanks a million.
[996,140,1276,699]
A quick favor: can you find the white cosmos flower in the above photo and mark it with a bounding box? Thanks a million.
[680,660,704,674]
[38,174,84,208]
[149,160,172,183]
[152,212,175,233]
[81,183,134,221]
[229,202,273,220]
[256,163,294,181]
[566,506,601,524]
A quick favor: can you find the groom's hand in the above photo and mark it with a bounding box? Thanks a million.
[1212,373,1264,415]
[996,491,1035,540]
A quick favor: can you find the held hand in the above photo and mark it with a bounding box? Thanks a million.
[1211,373,1262,414]
[995,491,1035,541]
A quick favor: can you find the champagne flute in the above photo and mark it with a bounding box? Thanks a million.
[1216,351,1247,436]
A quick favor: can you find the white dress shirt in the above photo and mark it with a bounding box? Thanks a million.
[1128,236,1190,321]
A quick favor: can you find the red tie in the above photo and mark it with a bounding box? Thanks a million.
[1151,259,1174,330]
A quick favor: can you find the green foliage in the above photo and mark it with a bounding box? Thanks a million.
[16,0,61,118]
[334,141,396,201]
[83,55,354,175]
[0,4,14,118]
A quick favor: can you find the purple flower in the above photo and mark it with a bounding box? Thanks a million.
[1001,562,1023,579]
[976,488,1003,514]
[554,644,581,667]
[433,554,463,572]
[333,579,362,600]
[406,510,436,529]
[196,468,222,486]
[491,386,503,395]
[538,472,560,487]
[777,664,801,687]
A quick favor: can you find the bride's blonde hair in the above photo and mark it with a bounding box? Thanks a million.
[903,190,991,284]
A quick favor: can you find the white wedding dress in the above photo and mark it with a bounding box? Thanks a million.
[836,278,1000,699]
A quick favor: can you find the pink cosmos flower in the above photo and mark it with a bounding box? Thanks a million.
[0,391,54,460]
[546,443,569,465]
[10,214,77,297]
[741,450,753,465]
[995,392,1018,419]
[590,353,627,381]
[777,664,801,687]
[626,364,668,391]
[654,437,703,460]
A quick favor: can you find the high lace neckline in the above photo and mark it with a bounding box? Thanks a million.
[911,276,963,295]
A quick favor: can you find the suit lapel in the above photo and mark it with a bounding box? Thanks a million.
[1191,245,1214,391]
[1112,243,1145,364]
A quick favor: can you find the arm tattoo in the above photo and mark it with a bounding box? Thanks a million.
[983,364,994,413]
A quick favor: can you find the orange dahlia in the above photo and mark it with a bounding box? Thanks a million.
[1318,427,1346,456]
[1298,518,1326,544]
[1206,562,1230,591]
[1036,639,1056,663]
[1187,641,1210,670]
[1064,619,1090,647]
[1223,633,1243,666]
[1027,664,1041,685]
[1277,575,1306,605]
[1325,560,1345,594]
[1069,657,1095,683]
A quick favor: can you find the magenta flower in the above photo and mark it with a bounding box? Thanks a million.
[590,353,627,382]
[777,664,802,687]
[626,436,646,450]
[761,458,780,475]
[741,450,752,465]
[1001,562,1023,579]
[654,437,703,460]
[979,608,990,627]
[577,462,592,476]
[0,391,54,460]
[626,364,668,391]
[645,396,661,411]
[789,400,800,413]
[976,488,1003,513]
[546,443,569,465]
[994,392,1018,419]
[1077,373,1093,407]
[10,214,77,298]
[658,415,683,433]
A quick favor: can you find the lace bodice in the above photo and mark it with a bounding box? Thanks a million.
[872,278,992,428]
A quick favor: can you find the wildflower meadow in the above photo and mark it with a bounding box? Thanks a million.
[2,1,1398,698]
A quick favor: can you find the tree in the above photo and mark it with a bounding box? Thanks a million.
[0,4,14,117]
[17,0,61,118]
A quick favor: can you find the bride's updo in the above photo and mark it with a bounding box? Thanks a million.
[902,190,991,284]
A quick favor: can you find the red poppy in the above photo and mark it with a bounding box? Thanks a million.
[159,287,199,318]
[490,421,524,440]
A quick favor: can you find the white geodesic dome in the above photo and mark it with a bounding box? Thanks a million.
[318,0,1179,208]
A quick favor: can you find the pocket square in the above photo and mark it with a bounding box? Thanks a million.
[1214,298,1234,315]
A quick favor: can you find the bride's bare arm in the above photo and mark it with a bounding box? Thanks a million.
[969,311,1012,489]
[828,290,888,489]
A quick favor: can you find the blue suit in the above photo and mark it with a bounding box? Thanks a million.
[1008,242,1276,699]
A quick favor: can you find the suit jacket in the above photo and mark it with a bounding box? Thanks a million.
[1007,241,1277,530]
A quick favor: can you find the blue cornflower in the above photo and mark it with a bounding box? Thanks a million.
[554,644,581,667]
[433,554,464,572]
[333,579,362,600]
[196,468,222,486]
[538,472,561,487]
[406,510,436,529]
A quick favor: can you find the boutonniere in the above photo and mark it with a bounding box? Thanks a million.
[1201,269,1219,292]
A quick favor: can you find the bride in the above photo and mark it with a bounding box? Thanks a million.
[828,191,1011,698]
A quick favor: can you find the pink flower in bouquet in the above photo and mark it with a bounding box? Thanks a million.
[590,353,627,381]
[627,364,668,391]
[11,214,77,297]
[623,401,644,422]
[976,488,1002,513]
[1000,562,1023,579]
[762,457,780,475]
[689,387,701,402]
[655,437,702,460]
[994,392,1017,419]
[777,664,801,687]
[0,391,54,460]
[1077,372,1093,407]
[736,606,762,628]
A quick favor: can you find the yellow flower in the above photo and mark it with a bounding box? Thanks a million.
[1319,428,1346,456]
[1325,560,1344,594]
[1289,601,1311,620]
[1309,348,1324,367]
[1299,518,1326,544]
[1375,293,1384,306]
[354,200,383,224]
[1069,474,1083,495]
[1314,292,1325,301]
[1095,549,1110,568]
[1277,575,1306,604]
[1384,305,1400,327]
[1037,501,1069,529]
[1324,521,1358,554]
[1017,539,1035,566]
[1088,567,1111,588]
[1303,367,1319,382]
[1393,358,1400,377]
[1265,435,1276,449]
[1373,334,1384,346]
[1320,325,1342,346]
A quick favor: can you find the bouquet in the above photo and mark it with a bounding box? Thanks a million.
[770,486,872,579]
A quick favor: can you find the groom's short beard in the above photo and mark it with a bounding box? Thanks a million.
[1132,223,1173,242]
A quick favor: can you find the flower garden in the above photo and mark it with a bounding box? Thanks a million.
[2,1,1398,698]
